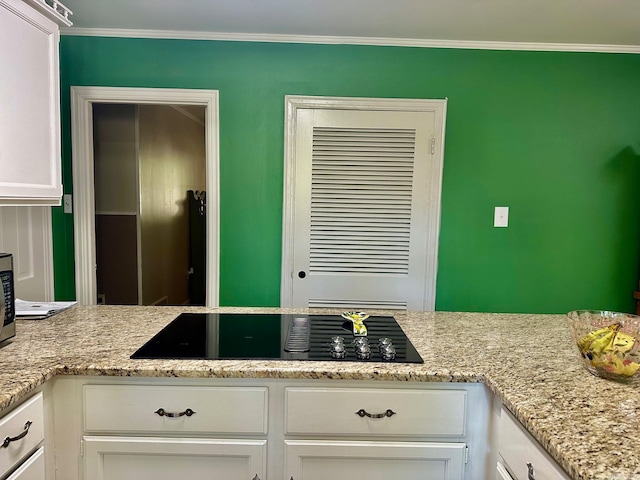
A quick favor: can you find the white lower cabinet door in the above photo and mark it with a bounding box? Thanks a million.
[5,447,45,480]
[285,440,466,480]
[83,436,266,480]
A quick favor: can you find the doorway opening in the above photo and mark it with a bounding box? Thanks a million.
[93,103,206,306]
[70,87,220,307]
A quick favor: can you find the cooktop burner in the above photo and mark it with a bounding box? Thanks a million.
[130,313,423,363]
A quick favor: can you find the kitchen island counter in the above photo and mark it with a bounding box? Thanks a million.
[0,306,637,480]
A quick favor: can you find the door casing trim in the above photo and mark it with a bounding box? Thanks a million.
[70,86,220,306]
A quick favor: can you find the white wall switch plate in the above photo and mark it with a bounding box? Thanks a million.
[494,206,509,227]
[63,194,72,214]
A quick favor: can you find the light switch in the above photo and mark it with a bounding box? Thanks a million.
[494,206,509,227]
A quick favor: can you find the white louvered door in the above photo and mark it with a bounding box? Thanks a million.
[284,99,445,311]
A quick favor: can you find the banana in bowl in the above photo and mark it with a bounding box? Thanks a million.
[567,310,640,385]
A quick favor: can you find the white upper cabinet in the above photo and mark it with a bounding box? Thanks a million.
[0,0,71,205]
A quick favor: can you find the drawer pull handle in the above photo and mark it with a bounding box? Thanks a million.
[527,463,535,480]
[154,408,196,418]
[355,408,396,419]
[2,421,32,448]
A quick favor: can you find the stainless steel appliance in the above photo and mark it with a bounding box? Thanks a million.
[131,313,423,363]
[0,253,16,343]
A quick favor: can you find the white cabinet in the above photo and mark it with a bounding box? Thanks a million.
[286,440,466,480]
[83,437,266,480]
[81,385,267,480]
[51,378,492,480]
[83,385,268,434]
[0,393,44,480]
[497,407,570,480]
[285,387,467,436]
[284,387,469,480]
[0,0,71,205]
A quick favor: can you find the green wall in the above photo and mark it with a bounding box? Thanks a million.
[55,36,640,313]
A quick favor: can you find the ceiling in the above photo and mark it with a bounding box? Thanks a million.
[60,0,640,53]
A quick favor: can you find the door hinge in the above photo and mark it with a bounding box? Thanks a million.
[464,444,469,464]
[431,136,435,154]
[80,438,84,457]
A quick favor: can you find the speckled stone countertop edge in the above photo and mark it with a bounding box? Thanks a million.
[56,364,487,382]
[0,364,489,412]
[0,367,58,413]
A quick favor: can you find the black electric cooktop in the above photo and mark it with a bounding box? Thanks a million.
[130,313,423,364]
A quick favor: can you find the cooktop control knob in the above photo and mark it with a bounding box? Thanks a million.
[353,337,369,347]
[330,343,346,359]
[355,343,371,360]
[380,344,397,361]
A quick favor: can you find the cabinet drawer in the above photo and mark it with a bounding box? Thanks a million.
[84,385,268,434]
[499,408,570,480]
[6,447,45,480]
[0,393,44,477]
[497,461,515,480]
[285,387,466,436]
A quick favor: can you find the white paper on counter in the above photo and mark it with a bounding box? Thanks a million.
[15,299,77,319]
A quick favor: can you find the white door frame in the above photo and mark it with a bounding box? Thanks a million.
[281,95,447,310]
[70,86,220,306]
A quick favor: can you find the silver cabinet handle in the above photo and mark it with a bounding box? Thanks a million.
[355,408,396,418]
[154,408,196,418]
[2,421,32,448]
[527,462,535,480]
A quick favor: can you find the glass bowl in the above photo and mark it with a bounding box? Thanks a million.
[567,310,640,385]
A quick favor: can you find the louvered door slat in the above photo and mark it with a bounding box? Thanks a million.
[312,198,412,206]
[309,126,415,276]
[312,192,412,199]
[314,181,413,188]
[312,223,411,228]
[310,212,413,220]
[312,229,411,236]
[311,208,412,215]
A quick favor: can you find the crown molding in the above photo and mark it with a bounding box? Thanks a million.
[60,27,640,54]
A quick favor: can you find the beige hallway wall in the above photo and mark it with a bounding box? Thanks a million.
[138,105,206,305]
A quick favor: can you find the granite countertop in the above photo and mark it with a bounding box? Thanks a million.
[0,306,638,480]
